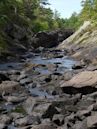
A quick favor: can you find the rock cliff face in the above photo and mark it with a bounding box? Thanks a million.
[58,21,97,64]
[31,31,59,48]
[5,23,33,53]
[4,23,74,53]
[58,21,91,49]
[30,30,74,48]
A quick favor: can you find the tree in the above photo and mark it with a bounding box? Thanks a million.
[80,0,97,22]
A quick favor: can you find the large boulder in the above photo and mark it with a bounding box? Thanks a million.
[87,114,97,129]
[32,30,74,48]
[23,97,37,114]
[0,115,11,125]
[31,31,58,48]
[57,21,97,63]
[61,71,97,88]
[0,81,21,95]
[58,29,74,42]
[60,71,97,94]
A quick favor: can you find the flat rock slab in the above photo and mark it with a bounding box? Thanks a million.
[31,124,57,129]
[0,81,21,94]
[61,71,97,88]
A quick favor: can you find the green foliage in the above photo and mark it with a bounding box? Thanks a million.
[80,0,97,23]
[0,32,7,51]
[2,0,96,53]
[32,20,49,32]
[0,15,9,29]
[12,105,26,114]
[54,12,82,30]
[2,0,97,34]
[1,0,97,54]
[0,0,82,33]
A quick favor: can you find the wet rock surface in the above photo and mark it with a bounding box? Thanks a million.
[0,48,97,129]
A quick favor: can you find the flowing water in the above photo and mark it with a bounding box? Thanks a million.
[32,56,76,69]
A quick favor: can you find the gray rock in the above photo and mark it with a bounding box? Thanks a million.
[47,64,57,72]
[76,97,94,110]
[0,124,6,129]
[17,74,27,81]
[0,115,11,124]
[15,115,40,127]
[57,125,68,129]
[61,71,97,88]
[32,102,59,119]
[23,97,36,114]
[87,114,97,128]
[76,109,91,120]
[87,65,97,71]
[19,78,33,85]
[58,21,91,49]
[61,71,97,94]
[31,123,57,129]
[31,31,58,48]
[10,112,24,120]
[52,114,64,126]
[3,96,26,103]
[58,29,74,42]
[93,103,97,111]
[72,120,87,129]
[89,91,97,99]
[64,71,74,81]
[0,81,21,95]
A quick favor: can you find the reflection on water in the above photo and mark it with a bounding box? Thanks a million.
[0,55,77,72]
[32,56,76,69]
[31,56,77,74]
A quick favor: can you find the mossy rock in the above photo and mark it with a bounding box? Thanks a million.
[12,105,27,115]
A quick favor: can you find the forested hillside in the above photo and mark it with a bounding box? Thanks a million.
[0,0,97,33]
[0,0,76,51]
[0,0,80,32]
[0,0,97,52]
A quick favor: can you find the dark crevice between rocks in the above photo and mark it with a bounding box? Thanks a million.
[88,127,97,129]
[45,78,52,83]
[42,105,59,120]
[53,72,62,76]
[61,86,97,95]
[72,65,84,70]
[53,119,64,126]
[0,73,10,83]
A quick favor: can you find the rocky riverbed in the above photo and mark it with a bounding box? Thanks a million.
[0,47,97,129]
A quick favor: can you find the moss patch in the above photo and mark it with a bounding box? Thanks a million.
[12,105,26,115]
[0,32,7,52]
